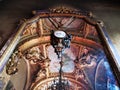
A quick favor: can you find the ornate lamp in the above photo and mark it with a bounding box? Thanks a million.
[50,30,72,90]
[51,30,72,58]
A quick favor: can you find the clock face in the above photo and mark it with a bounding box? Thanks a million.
[54,31,66,38]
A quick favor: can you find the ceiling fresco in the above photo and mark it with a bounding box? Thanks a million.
[0,7,119,90]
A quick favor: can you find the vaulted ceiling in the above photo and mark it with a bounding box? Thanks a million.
[0,1,120,90]
[0,6,119,90]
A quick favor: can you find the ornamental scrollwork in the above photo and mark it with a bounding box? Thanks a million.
[6,51,22,75]
[49,6,88,16]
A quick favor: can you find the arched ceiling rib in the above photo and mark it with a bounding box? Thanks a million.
[18,36,102,53]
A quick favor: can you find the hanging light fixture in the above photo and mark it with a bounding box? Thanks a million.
[49,30,72,90]
[51,30,72,58]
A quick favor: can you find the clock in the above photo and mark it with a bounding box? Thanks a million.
[54,31,66,38]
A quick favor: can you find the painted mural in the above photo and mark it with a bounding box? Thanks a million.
[0,7,119,90]
[22,44,119,90]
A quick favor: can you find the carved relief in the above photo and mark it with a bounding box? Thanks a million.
[26,47,45,63]
[23,45,51,83]
[6,51,22,75]
[22,22,38,36]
